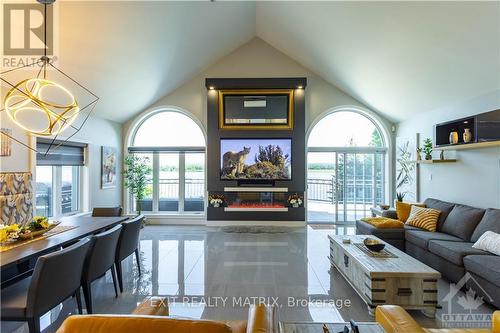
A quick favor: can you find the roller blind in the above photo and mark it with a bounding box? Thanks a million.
[36,139,87,166]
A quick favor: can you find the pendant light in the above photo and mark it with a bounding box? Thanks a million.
[0,0,99,154]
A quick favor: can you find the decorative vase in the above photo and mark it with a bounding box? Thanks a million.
[416,152,422,161]
[449,131,459,144]
[463,128,472,143]
[292,203,299,208]
[213,203,220,208]
[439,150,445,160]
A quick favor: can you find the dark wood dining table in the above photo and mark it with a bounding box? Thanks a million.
[0,215,129,287]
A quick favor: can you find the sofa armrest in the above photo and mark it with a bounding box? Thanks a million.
[132,297,169,316]
[380,210,398,219]
[375,305,426,333]
[493,311,500,333]
[246,304,277,333]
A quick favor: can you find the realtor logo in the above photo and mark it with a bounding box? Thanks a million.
[441,272,493,328]
[3,3,53,56]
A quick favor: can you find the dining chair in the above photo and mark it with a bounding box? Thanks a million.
[91,206,123,217]
[0,238,91,333]
[81,224,122,314]
[115,215,144,293]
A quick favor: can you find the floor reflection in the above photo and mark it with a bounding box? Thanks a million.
[2,224,494,333]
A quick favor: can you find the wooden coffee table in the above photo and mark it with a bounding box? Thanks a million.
[328,235,440,318]
[280,322,384,333]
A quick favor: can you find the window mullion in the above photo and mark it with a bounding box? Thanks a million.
[53,166,62,218]
[179,152,186,213]
[153,152,160,213]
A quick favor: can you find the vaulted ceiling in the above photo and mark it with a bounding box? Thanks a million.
[48,1,500,122]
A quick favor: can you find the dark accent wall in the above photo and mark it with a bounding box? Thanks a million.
[205,78,307,222]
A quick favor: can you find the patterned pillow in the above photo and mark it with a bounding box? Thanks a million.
[395,201,426,222]
[472,231,500,256]
[405,205,441,232]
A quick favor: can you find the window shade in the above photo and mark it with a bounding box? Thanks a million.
[36,139,86,166]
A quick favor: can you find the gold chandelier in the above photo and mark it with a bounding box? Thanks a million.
[0,0,98,154]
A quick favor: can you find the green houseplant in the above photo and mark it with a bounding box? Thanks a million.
[123,154,151,215]
[422,138,433,160]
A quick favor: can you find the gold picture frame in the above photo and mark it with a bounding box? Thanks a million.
[218,89,294,130]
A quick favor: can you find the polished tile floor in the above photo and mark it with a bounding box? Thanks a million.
[2,225,495,332]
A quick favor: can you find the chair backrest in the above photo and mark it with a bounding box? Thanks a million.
[116,215,144,262]
[26,238,91,317]
[92,207,123,217]
[82,224,122,282]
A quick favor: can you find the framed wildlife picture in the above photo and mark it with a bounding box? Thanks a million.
[396,134,419,202]
[101,146,117,189]
[218,89,294,130]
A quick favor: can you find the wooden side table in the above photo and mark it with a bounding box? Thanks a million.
[280,322,385,333]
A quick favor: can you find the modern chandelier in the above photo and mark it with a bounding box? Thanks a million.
[0,0,98,154]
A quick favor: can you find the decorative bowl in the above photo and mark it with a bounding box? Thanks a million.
[378,204,390,210]
[18,221,61,240]
[363,237,385,252]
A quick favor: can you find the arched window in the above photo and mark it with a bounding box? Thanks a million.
[307,109,388,223]
[129,110,206,214]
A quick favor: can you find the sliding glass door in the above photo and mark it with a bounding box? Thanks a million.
[307,150,385,223]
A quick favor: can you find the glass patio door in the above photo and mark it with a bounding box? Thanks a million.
[307,151,385,223]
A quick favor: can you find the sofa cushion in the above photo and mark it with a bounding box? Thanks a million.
[405,229,462,249]
[440,204,485,241]
[428,240,487,266]
[423,198,455,231]
[464,255,500,287]
[405,206,440,232]
[360,217,404,229]
[395,201,425,222]
[356,219,405,239]
[471,208,500,242]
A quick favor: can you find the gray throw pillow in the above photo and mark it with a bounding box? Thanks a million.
[441,204,486,241]
[471,208,500,242]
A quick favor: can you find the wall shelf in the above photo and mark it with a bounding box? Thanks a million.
[434,141,500,151]
[406,159,457,164]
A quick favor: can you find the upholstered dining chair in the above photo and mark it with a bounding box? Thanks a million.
[91,206,123,217]
[81,224,122,314]
[115,215,144,293]
[0,238,91,333]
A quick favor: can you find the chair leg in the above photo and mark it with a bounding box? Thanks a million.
[75,289,83,314]
[135,248,141,276]
[27,317,40,333]
[115,262,124,293]
[111,265,119,298]
[82,282,93,314]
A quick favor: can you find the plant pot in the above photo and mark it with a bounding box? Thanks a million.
[292,203,299,208]
[213,203,220,208]
[425,154,432,160]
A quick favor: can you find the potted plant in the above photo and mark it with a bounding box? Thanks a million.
[396,192,406,202]
[422,138,433,160]
[123,154,151,215]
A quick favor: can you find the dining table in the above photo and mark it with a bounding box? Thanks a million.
[0,215,129,288]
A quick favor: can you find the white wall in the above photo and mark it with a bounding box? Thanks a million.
[0,113,123,212]
[397,90,500,208]
[124,38,395,137]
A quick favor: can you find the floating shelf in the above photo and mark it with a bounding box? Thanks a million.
[224,207,289,212]
[223,187,288,192]
[434,141,500,151]
[406,159,457,164]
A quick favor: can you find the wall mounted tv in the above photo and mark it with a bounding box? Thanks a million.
[220,138,292,180]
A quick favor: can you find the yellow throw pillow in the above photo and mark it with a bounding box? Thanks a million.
[360,217,404,229]
[396,201,425,222]
[405,206,441,232]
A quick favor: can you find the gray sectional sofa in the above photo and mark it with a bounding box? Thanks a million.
[356,198,500,309]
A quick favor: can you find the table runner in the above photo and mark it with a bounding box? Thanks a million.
[0,225,79,253]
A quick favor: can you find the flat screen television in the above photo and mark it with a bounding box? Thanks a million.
[220,138,292,180]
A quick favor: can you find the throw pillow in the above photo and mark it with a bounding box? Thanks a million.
[396,201,425,222]
[472,231,500,256]
[405,205,441,232]
[360,217,404,229]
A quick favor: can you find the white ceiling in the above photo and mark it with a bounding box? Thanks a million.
[22,1,500,123]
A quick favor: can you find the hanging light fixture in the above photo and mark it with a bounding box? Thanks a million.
[0,0,98,154]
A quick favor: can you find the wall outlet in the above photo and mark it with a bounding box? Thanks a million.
[429,173,433,181]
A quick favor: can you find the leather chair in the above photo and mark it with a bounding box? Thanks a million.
[91,206,123,217]
[376,305,500,333]
[115,214,144,293]
[56,301,276,333]
[1,239,91,333]
[81,224,122,314]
